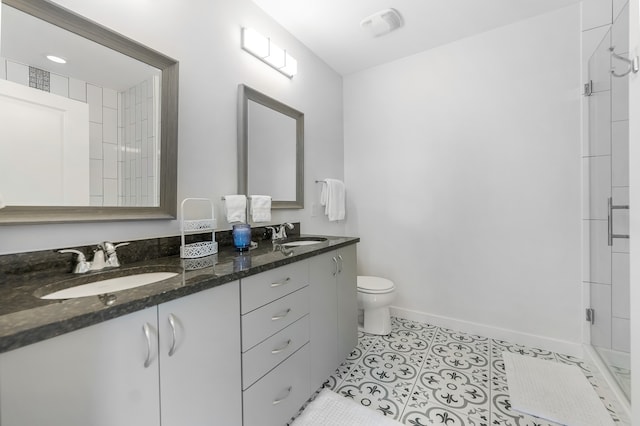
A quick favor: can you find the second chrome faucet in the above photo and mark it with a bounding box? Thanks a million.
[265,223,294,241]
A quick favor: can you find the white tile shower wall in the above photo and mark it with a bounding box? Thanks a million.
[581,0,631,354]
[612,121,630,186]
[627,0,640,420]
[87,84,119,205]
[591,282,613,348]
[612,317,631,352]
[50,74,68,97]
[582,0,613,30]
[612,252,630,319]
[578,0,611,325]
[584,155,611,220]
[118,76,158,207]
[588,90,611,156]
[607,2,630,354]
[5,61,28,86]
[69,78,87,102]
[612,3,630,54]
[587,219,612,284]
[1,57,124,207]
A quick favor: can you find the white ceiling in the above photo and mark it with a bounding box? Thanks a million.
[1,4,159,91]
[251,0,582,75]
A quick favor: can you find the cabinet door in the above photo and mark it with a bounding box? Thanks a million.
[337,245,358,362]
[0,307,160,426]
[158,281,241,426]
[308,251,338,389]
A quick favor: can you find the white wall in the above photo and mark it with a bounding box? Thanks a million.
[0,0,345,254]
[344,5,583,348]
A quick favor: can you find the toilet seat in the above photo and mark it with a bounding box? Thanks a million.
[357,276,395,294]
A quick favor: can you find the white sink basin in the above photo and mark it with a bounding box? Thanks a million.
[279,237,327,248]
[280,240,323,247]
[41,272,179,299]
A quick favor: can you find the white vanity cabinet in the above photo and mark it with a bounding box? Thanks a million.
[308,244,358,390]
[0,241,358,426]
[0,306,161,426]
[0,281,241,426]
[240,261,311,426]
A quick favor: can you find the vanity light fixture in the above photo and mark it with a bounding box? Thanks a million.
[241,27,297,78]
[46,54,67,64]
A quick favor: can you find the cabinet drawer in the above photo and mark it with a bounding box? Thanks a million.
[242,344,310,426]
[242,315,309,390]
[242,287,309,351]
[241,261,309,314]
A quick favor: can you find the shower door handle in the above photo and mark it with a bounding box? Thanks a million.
[607,197,630,246]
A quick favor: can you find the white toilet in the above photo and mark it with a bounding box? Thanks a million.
[357,276,396,335]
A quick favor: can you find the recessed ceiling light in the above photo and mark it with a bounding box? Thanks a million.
[46,55,67,64]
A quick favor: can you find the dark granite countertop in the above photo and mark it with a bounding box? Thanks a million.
[0,234,359,354]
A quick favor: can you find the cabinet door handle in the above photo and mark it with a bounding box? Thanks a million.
[332,256,338,276]
[271,277,291,288]
[272,386,293,405]
[337,254,343,274]
[142,323,153,368]
[271,308,291,321]
[271,339,292,354]
[168,313,178,357]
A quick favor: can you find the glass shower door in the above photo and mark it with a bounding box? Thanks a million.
[586,4,631,401]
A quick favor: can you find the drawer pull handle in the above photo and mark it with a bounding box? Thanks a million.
[273,386,293,405]
[271,308,292,321]
[142,323,153,368]
[168,313,178,357]
[271,277,291,288]
[271,339,292,354]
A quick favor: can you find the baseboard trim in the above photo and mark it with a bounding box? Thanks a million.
[390,306,583,358]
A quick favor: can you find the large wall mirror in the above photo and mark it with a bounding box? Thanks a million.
[0,0,178,224]
[237,84,303,209]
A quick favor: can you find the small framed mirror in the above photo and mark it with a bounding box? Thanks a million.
[0,0,178,224]
[237,84,304,209]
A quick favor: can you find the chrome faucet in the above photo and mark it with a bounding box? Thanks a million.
[59,241,130,273]
[265,223,294,241]
[99,241,130,268]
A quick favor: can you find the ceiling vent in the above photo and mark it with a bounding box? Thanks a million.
[360,8,404,37]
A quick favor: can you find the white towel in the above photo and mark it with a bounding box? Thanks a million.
[250,195,271,222]
[224,195,246,223]
[320,179,345,221]
[292,389,403,426]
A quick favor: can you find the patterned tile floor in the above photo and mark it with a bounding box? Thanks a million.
[306,317,630,426]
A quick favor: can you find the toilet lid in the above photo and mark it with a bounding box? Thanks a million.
[357,276,395,294]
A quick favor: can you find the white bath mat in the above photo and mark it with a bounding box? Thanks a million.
[503,352,614,426]
[291,389,403,426]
